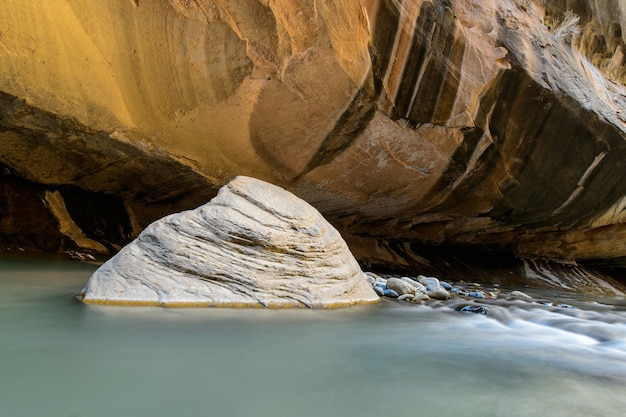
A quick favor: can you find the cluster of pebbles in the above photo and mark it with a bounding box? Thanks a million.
[364,272,573,315]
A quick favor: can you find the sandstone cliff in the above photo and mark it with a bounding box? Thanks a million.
[1,1,625,282]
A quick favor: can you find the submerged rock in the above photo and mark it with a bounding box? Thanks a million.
[80,176,379,308]
[457,305,489,315]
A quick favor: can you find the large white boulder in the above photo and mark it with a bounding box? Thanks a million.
[80,176,379,308]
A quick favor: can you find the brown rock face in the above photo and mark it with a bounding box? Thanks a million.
[1,0,625,282]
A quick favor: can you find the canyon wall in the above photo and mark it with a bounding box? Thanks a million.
[1,0,625,277]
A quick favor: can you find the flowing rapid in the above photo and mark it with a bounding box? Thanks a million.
[1,253,625,417]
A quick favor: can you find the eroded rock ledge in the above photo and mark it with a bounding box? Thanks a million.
[80,176,379,308]
[1,0,626,281]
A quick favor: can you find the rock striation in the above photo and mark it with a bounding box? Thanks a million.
[80,176,379,308]
[1,0,626,285]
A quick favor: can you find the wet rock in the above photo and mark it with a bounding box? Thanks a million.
[397,294,414,301]
[410,293,430,303]
[440,282,452,291]
[383,289,399,298]
[457,305,489,315]
[510,290,532,299]
[401,277,427,293]
[66,250,96,262]
[373,285,385,297]
[418,276,450,300]
[386,278,418,295]
[418,276,441,292]
[375,277,388,285]
[374,282,387,290]
[80,176,379,308]
[427,288,451,301]
[468,291,485,299]
[520,260,626,296]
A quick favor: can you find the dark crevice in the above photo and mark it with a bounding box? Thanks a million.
[0,90,220,253]
[58,185,134,250]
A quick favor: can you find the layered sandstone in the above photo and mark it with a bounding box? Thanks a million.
[80,176,379,307]
[1,1,625,280]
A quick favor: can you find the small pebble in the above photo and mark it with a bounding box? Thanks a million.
[383,289,399,298]
[365,271,578,312]
[468,291,485,299]
[365,272,381,281]
[412,293,430,302]
[510,290,532,299]
[427,288,451,300]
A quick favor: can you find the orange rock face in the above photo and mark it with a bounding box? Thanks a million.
[1,0,625,276]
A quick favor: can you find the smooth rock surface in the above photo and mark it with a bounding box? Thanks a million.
[386,277,418,295]
[1,0,626,288]
[510,290,532,299]
[401,277,427,293]
[80,176,379,308]
[383,289,399,298]
[419,277,442,292]
[411,293,430,303]
[468,291,485,299]
[427,288,451,301]
[418,276,451,300]
[397,294,414,301]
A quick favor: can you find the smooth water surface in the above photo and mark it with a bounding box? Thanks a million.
[1,253,626,417]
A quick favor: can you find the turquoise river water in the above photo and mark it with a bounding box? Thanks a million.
[1,253,626,417]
